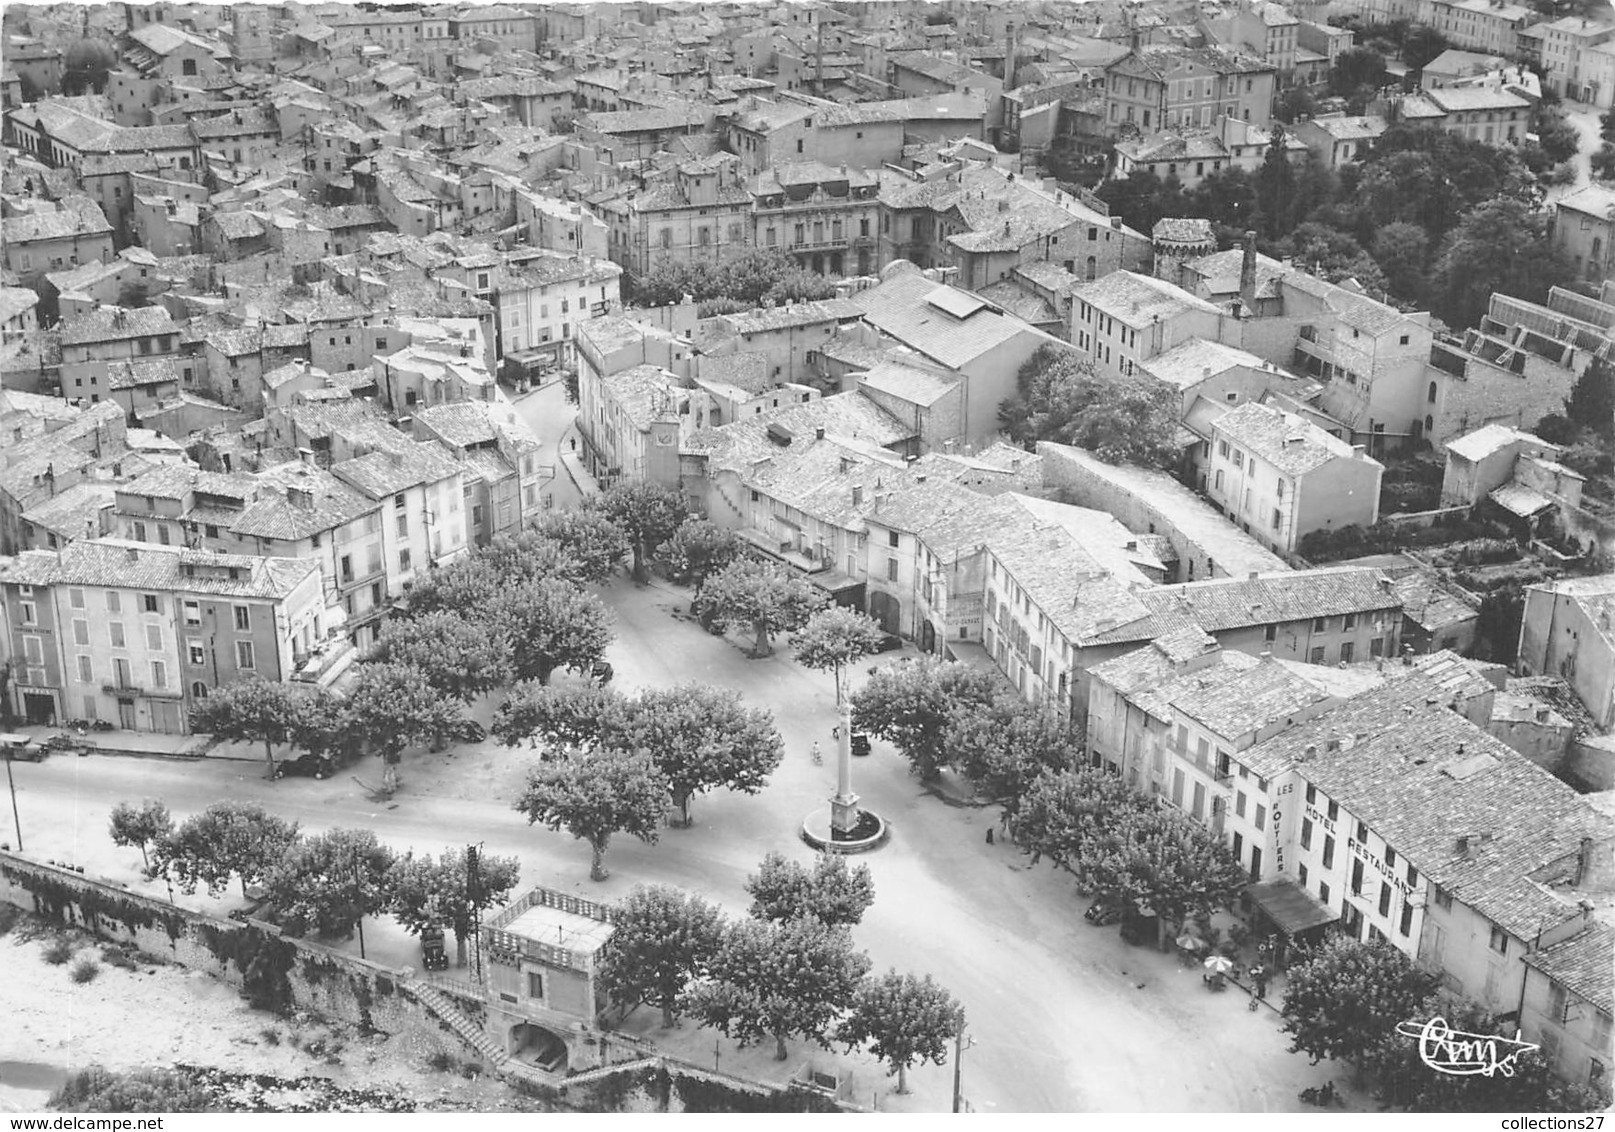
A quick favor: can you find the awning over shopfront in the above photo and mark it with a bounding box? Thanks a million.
[1246,878,1338,936]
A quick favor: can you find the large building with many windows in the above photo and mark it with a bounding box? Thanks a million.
[750,162,881,278]
[0,538,323,732]
[600,155,753,282]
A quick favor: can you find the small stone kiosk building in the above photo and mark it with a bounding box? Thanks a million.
[481,887,616,1072]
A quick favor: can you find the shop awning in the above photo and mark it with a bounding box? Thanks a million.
[1246,878,1338,935]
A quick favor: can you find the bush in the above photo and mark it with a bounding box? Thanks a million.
[70,957,100,984]
[100,947,138,971]
[51,1066,217,1113]
[43,937,74,965]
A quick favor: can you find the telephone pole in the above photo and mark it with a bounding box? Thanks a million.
[951,1023,974,1113]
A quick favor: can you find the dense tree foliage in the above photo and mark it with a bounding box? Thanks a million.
[264,828,397,950]
[107,800,172,870]
[662,518,744,597]
[368,610,509,703]
[850,657,1005,781]
[487,578,614,684]
[631,248,838,309]
[1431,197,1574,333]
[188,678,311,776]
[598,884,728,1027]
[389,846,521,967]
[695,556,826,656]
[527,509,629,584]
[998,345,1180,468]
[341,662,464,789]
[941,693,1082,810]
[614,683,783,826]
[690,916,871,1060]
[838,971,965,1095]
[1281,935,1439,1069]
[592,481,688,582]
[493,681,623,750]
[793,606,885,703]
[152,802,300,898]
[513,748,669,880]
[745,851,876,927]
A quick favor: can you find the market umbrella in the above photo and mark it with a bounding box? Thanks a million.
[1203,954,1235,974]
[1176,933,1204,951]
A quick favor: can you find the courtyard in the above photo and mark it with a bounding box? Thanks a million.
[2,573,1358,1113]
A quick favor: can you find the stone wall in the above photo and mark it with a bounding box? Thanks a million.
[0,851,455,1052]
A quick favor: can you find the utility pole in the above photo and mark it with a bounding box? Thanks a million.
[951,1023,974,1113]
[4,745,22,852]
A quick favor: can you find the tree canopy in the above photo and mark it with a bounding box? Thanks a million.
[695,556,826,656]
[513,748,670,880]
[1431,197,1574,333]
[341,661,464,789]
[662,518,743,597]
[527,509,629,585]
[389,846,521,967]
[152,801,300,898]
[838,971,965,1095]
[1281,934,1439,1069]
[264,827,397,950]
[598,884,728,1028]
[368,610,509,703]
[592,481,688,582]
[998,345,1180,469]
[631,248,838,310]
[745,851,876,927]
[793,606,885,702]
[850,657,1003,781]
[108,800,172,870]
[613,683,784,826]
[188,678,310,775]
[488,577,614,684]
[690,916,871,1060]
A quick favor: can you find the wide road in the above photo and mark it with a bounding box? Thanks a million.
[6,577,1347,1113]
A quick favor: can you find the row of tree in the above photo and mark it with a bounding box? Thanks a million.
[109,800,518,966]
[629,248,840,314]
[601,854,963,1093]
[1095,122,1576,331]
[848,657,1247,938]
[1281,935,1610,1111]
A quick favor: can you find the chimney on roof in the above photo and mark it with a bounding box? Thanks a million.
[851,484,863,506]
[1575,836,1595,886]
[815,426,825,440]
[1240,229,1258,309]
[125,546,139,563]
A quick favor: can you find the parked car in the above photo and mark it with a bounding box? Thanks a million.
[274,753,333,780]
[450,719,487,743]
[1084,898,1122,926]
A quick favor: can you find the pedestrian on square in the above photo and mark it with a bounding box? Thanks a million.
[985,828,995,845]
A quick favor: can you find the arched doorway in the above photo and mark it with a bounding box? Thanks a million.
[508,1023,569,1073]
[867,591,900,635]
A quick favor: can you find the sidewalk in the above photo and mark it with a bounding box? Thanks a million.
[4,723,210,760]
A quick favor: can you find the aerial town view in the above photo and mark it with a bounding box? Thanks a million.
[0,0,1612,1117]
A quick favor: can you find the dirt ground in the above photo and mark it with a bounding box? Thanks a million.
[0,918,531,1114]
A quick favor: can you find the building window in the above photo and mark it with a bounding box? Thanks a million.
[1322,835,1335,869]
[1488,925,1508,955]
[110,623,126,649]
[1319,881,1331,905]
[886,558,898,581]
[528,971,543,998]
[188,641,205,666]
[1310,646,1325,663]
[236,641,256,670]
[73,619,90,646]
[69,588,85,609]
[77,655,93,682]
[1378,882,1392,918]
[151,660,167,688]
[145,624,162,650]
[1340,642,1354,663]
[142,593,160,613]
[1300,817,1313,850]
[107,592,120,613]
[233,606,250,631]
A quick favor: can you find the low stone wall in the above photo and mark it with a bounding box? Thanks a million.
[0,851,455,1052]
[1380,504,1473,532]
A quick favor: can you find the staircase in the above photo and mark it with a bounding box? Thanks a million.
[412,982,511,1072]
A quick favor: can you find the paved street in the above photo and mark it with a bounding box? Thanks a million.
[1548,100,1607,202]
[4,576,1354,1112]
[509,379,587,511]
